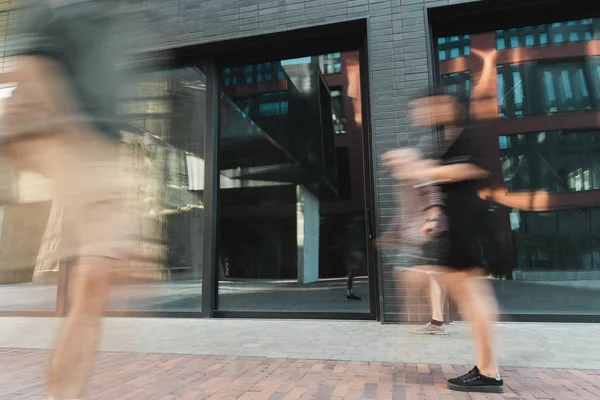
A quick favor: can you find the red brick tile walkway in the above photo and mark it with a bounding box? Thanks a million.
[1,348,599,399]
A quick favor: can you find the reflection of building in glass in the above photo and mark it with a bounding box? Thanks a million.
[218,52,365,282]
[438,35,471,60]
[439,18,600,280]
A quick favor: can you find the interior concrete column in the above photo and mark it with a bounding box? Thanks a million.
[296,185,319,284]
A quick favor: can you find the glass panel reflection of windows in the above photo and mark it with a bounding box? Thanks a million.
[514,207,600,272]
[222,62,278,87]
[330,87,347,135]
[497,64,526,117]
[496,18,595,50]
[438,35,471,61]
[498,60,594,117]
[322,53,342,75]
[499,130,600,193]
[113,68,207,311]
[538,62,591,113]
[441,70,471,101]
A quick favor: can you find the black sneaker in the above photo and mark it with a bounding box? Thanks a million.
[447,366,504,393]
[346,293,362,300]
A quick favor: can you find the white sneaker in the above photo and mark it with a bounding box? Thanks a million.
[414,322,448,335]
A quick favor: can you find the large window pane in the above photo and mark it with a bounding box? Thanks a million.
[499,130,600,193]
[108,67,207,312]
[499,61,593,117]
[216,51,370,313]
[437,13,600,317]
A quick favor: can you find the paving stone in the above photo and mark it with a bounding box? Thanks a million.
[5,350,595,400]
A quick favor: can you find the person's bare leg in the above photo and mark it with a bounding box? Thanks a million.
[48,258,113,399]
[429,276,445,323]
[442,271,498,377]
[465,275,499,376]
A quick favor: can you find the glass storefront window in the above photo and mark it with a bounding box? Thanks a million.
[108,67,207,312]
[499,130,600,193]
[216,51,370,313]
[497,60,595,117]
[437,13,600,317]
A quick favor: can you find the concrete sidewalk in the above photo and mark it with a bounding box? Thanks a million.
[1,317,598,370]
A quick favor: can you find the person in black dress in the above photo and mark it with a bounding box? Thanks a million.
[383,49,504,393]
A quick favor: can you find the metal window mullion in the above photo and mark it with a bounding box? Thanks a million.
[201,59,219,317]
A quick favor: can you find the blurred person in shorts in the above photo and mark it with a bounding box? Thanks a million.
[1,1,157,398]
[382,48,505,393]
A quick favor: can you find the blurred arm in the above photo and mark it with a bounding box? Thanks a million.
[479,187,549,211]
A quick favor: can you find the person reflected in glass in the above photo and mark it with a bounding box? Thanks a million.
[342,214,364,301]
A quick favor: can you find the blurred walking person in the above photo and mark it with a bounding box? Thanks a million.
[1,1,154,398]
[383,48,504,393]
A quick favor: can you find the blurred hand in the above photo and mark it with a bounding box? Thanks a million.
[382,148,422,179]
[382,148,421,166]
[407,158,439,183]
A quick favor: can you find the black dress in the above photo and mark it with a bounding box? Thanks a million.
[439,123,494,271]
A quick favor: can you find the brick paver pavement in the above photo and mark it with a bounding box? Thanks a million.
[1,348,599,400]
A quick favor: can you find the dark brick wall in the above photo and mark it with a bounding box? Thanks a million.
[145,0,461,323]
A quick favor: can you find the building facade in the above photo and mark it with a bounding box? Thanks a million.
[0,0,598,323]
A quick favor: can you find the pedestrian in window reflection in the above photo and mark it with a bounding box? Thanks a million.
[383,49,505,393]
[342,214,364,301]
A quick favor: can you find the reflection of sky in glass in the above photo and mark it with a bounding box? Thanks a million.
[544,71,556,102]
[577,70,588,97]
[499,136,509,149]
[281,57,312,66]
[525,34,534,46]
[497,72,505,107]
[513,71,523,105]
[561,69,573,99]
[496,38,505,50]
[510,210,521,231]
[537,132,546,144]
[554,33,564,43]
